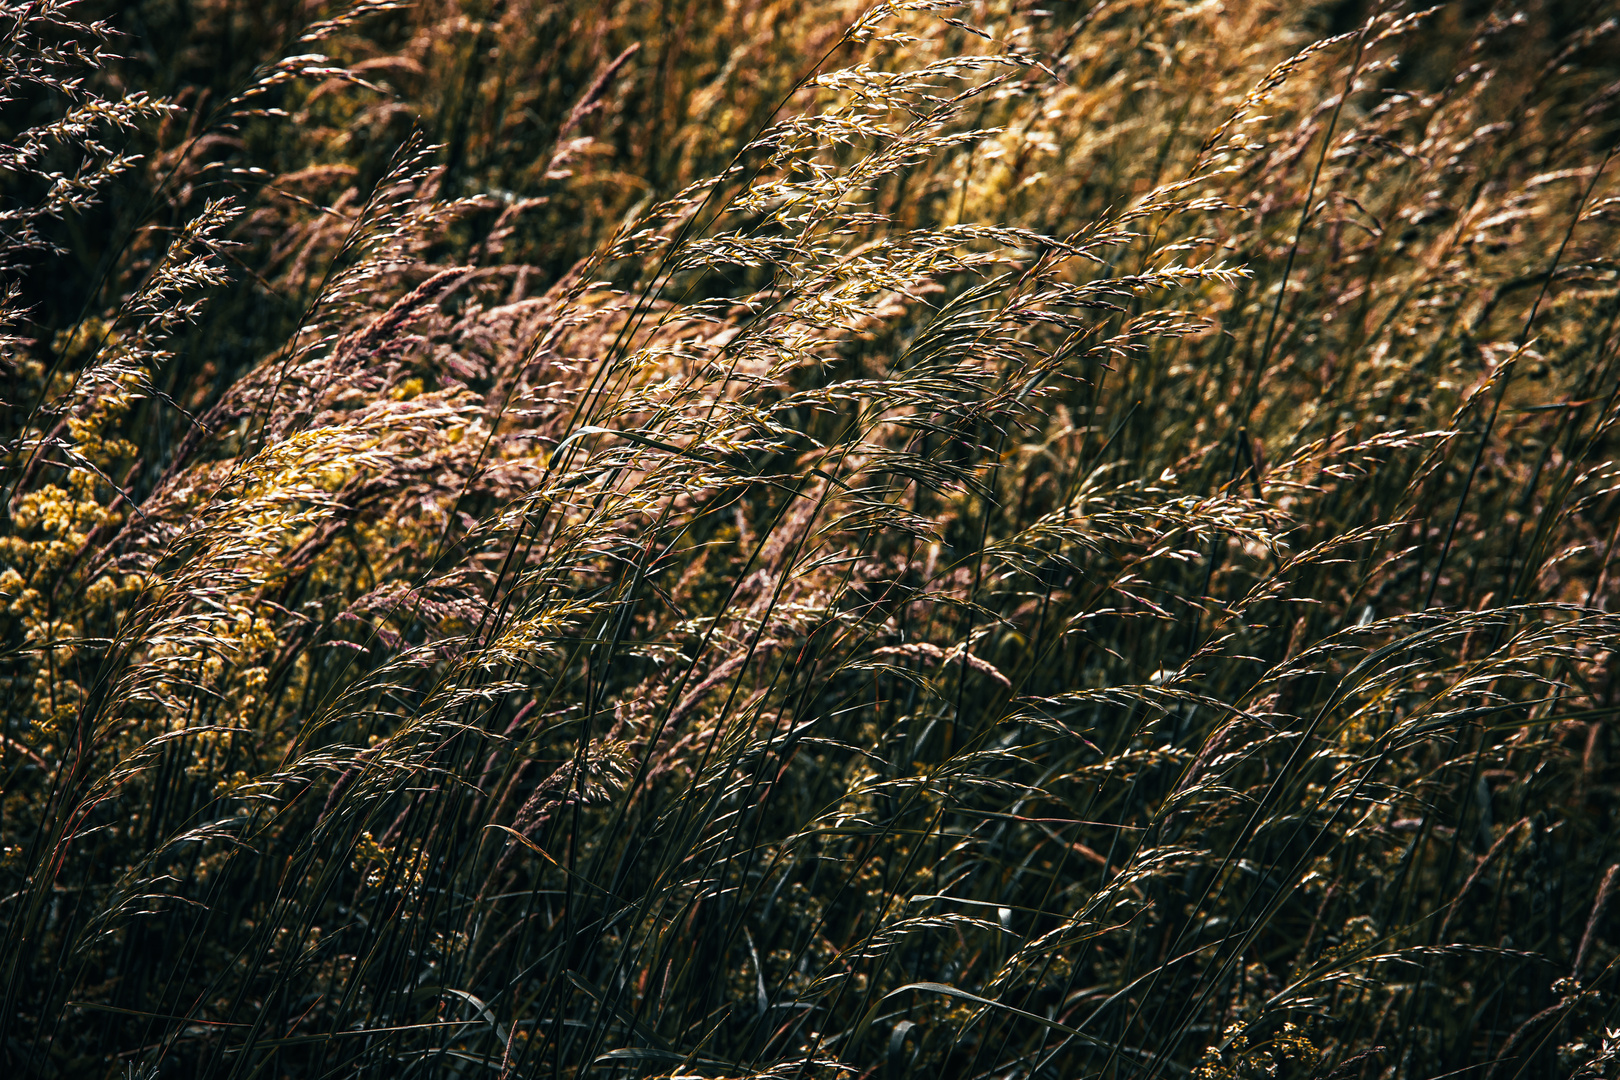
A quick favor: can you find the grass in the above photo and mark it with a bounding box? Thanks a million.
[2,1,1620,1077]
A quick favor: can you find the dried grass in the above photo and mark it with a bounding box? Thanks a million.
[3,1,1620,1078]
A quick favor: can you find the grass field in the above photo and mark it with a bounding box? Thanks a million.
[3,1,1620,1077]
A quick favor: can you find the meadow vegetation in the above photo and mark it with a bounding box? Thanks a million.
[3,1,1620,1077]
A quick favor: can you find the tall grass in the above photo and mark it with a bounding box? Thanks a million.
[3,1,1620,1077]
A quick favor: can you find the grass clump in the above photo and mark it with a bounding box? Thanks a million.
[3,1,1620,1078]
